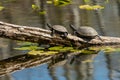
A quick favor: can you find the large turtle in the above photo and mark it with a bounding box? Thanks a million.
[69,24,103,41]
[47,23,68,37]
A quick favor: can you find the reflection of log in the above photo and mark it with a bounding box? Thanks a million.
[0,21,120,48]
[0,51,80,76]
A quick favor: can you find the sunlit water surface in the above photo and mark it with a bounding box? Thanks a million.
[0,0,120,80]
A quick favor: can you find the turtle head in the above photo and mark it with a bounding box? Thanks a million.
[69,24,77,31]
[47,23,52,29]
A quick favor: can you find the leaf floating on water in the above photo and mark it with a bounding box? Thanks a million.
[28,50,58,55]
[89,46,120,53]
[59,47,74,52]
[81,49,98,54]
[79,5,104,10]
[49,46,63,51]
[39,10,46,15]
[46,0,53,4]
[32,4,39,10]
[82,59,93,63]
[84,0,90,3]
[53,0,72,6]
[0,6,4,11]
[48,46,80,52]
[45,51,58,55]
[103,47,115,53]
[17,41,37,47]
[28,50,44,55]
[14,46,43,50]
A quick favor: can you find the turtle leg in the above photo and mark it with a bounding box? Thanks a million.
[51,29,55,36]
[73,31,77,35]
[95,35,103,41]
[63,32,68,38]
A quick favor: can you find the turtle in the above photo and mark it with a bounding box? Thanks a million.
[47,23,68,37]
[69,24,103,41]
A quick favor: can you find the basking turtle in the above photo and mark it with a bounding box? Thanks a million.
[47,23,68,37]
[69,24,103,41]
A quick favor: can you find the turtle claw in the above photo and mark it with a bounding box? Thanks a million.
[51,29,55,36]
[96,35,103,42]
[64,32,68,37]
[60,32,68,38]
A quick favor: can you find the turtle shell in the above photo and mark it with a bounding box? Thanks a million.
[77,26,98,38]
[52,25,68,33]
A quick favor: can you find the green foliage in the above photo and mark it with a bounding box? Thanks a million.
[38,10,46,15]
[14,46,43,50]
[83,0,109,3]
[80,0,109,11]
[89,46,120,53]
[48,46,81,52]
[17,41,37,47]
[54,0,72,6]
[84,0,90,3]
[15,41,120,56]
[46,0,72,7]
[49,46,63,51]
[32,4,46,15]
[81,49,97,54]
[28,50,58,55]
[46,0,53,4]
[79,5,104,10]
[32,4,39,11]
[0,6,4,11]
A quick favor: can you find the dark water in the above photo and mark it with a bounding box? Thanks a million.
[0,0,120,80]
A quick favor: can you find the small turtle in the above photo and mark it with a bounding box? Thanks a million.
[69,24,103,41]
[47,23,68,37]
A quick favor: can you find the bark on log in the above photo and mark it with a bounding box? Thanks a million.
[0,21,120,48]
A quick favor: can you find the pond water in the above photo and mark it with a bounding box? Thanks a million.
[0,0,120,80]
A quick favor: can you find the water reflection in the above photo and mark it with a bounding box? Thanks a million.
[11,54,95,80]
[0,51,115,80]
[93,51,109,80]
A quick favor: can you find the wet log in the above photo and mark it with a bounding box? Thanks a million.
[0,21,120,48]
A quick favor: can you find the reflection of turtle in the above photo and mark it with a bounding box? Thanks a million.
[69,24,103,41]
[47,23,68,37]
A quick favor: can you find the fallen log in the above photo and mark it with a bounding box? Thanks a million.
[0,21,120,48]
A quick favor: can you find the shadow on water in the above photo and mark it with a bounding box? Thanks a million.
[0,0,120,80]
